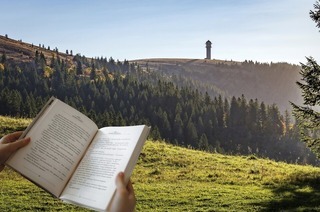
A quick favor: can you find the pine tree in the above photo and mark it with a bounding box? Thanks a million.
[284,110,292,138]
[173,113,184,142]
[292,1,320,156]
[229,96,240,141]
[266,104,284,140]
[76,61,82,75]
[247,99,259,143]
[150,126,161,141]
[90,62,96,80]
[292,57,320,155]
[310,1,320,28]
[185,120,198,146]
[258,102,268,139]
[215,95,225,140]
[198,134,209,151]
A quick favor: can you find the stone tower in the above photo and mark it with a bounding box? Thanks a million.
[205,40,212,59]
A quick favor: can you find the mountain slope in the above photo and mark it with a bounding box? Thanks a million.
[132,58,302,112]
[0,35,72,65]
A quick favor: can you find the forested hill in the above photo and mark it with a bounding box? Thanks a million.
[0,34,302,113]
[0,35,318,165]
[132,58,302,113]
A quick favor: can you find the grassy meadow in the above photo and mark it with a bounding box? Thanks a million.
[1,116,320,211]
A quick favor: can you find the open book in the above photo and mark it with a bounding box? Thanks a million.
[6,97,150,211]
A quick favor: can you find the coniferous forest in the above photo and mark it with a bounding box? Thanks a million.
[0,48,318,165]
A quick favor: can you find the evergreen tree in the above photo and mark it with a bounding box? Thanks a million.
[229,96,240,141]
[198,134,209,151]
[76,61,82,75]
[13,90,23,116]
[292,1,320,156]
[246,99,259,145]
[150,125,161,141]
[173,113,184,142]
[292,57,320,155]
[284,110,292,138]
[310,1,320,28]
[185,120,198,146]
[90,62,96,80]
[258,102,268,139]
[266,104,284,140]
[215,95,225,141]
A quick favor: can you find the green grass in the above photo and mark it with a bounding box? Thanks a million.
[1,116,320,211]
[0,116,31,136]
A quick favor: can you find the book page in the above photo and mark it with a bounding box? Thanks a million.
[6,99,98,197]
[60,125,149,211]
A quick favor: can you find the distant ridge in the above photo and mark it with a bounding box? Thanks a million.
[131,58,302,112]
[131,57,242,66]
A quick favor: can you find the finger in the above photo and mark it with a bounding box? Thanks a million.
[1,131,24,144]
[6,137,30,152]
[115,172,126,190]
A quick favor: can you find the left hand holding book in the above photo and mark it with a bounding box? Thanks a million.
[0,131,30,171]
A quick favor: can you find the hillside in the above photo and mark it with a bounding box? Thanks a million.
[0,35,73,64]
[0,34,303,113]
[1,116,320,211]
[132,58,303,112]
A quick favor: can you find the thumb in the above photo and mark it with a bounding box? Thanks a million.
[115,172,126,190]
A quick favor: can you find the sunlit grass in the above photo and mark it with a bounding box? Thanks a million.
[1,116,320,211]
[0,115,31,137]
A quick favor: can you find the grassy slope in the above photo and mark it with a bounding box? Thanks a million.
[1,116,320,211]
[0,35,72,64]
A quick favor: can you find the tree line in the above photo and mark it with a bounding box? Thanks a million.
[0,51,318,165]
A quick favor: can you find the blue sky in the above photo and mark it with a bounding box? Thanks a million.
[1,0,319,64]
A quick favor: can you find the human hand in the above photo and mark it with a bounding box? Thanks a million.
[108,172,136,212]
[0,131,30,172]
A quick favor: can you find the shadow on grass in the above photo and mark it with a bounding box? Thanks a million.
[255,172,320,211]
